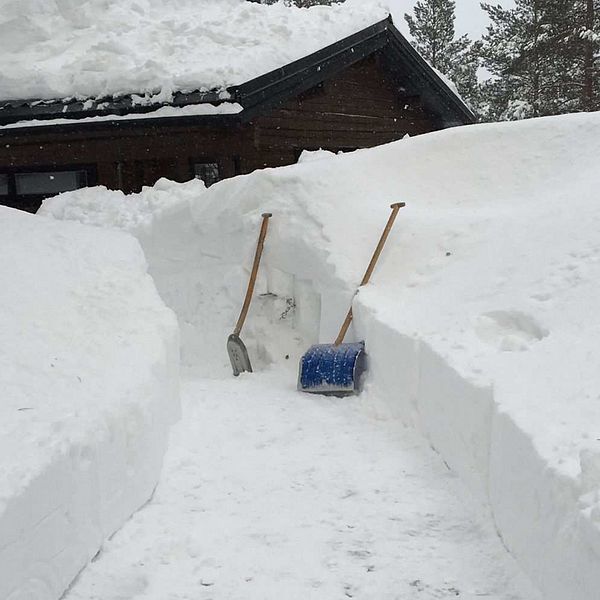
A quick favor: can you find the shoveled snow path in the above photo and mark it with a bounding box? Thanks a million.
[65,371,540,600]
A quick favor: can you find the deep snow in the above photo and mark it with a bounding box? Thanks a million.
[0,0,388,102]
[0,207,179,600]
[42,110,600,599]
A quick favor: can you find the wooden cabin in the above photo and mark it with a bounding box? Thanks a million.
[0,17,474,213]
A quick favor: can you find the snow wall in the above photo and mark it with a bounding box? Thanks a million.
[43,112,600,599]
[0,208,179,600]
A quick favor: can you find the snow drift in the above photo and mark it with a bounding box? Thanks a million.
[43,111,600,599]
[0,208,179,600]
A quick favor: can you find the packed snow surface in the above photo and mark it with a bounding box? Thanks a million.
[62,374,540,600]
[43,111,600,599]
[0,0,389,102]
[0,208,179,600]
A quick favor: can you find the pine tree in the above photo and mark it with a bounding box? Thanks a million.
[551,0,600,111]
[404,0,480,109]
[479,1,546,120]
[582,0,599,109]
[480,0,599,121]
[583,0,600,109]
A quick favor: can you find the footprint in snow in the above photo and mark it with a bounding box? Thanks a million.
[474,310,548,352]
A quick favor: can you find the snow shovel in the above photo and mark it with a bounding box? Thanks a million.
[227,212,272,376]
[298,202,405,395]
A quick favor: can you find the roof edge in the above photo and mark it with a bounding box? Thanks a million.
[385,24,476,124]
[0,90,231,127]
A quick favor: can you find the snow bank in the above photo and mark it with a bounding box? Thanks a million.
[41,178,243,374]
[43,111,600,598]
[0,208,179,600]
[0,0,388,102]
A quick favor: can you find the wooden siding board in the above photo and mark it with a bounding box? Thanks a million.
[251,56,438,148]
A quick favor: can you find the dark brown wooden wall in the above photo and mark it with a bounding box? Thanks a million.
[247,53,439,171]
[0,54,441,211]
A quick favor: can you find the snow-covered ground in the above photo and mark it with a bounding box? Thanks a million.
[39,111,600,599]
[0,208,179,600]
[63,373,539,600]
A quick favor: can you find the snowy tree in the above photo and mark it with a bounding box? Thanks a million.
[479,1,546,120]
[404,0,481,108]
[548,0,600,111]
[480,0,599,120]
[581,0,600,110]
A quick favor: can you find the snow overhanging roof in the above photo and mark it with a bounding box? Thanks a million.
[0,0,390,102]
[0,14,475,132]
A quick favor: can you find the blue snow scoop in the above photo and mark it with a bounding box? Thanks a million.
[298,203,405,396]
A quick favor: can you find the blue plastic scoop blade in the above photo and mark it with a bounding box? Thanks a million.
[298,341,366,396]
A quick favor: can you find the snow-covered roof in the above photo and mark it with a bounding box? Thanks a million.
[0,102,244,131]
[0,0,390,103]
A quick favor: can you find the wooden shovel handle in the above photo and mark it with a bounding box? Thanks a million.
[334,202,405,346]
[233,213,272,336]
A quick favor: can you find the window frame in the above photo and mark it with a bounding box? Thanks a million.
[189,159,221,188]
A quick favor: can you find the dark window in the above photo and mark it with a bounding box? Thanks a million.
[15,170,88,195]
[0,174,8,196]
[193,163,220,187]
[0,166,95,214]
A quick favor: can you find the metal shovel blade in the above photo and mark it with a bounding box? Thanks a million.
[227,333,253,376]
[298,341,366,396]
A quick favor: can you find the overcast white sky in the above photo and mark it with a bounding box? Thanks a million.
[387,0,515,38]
